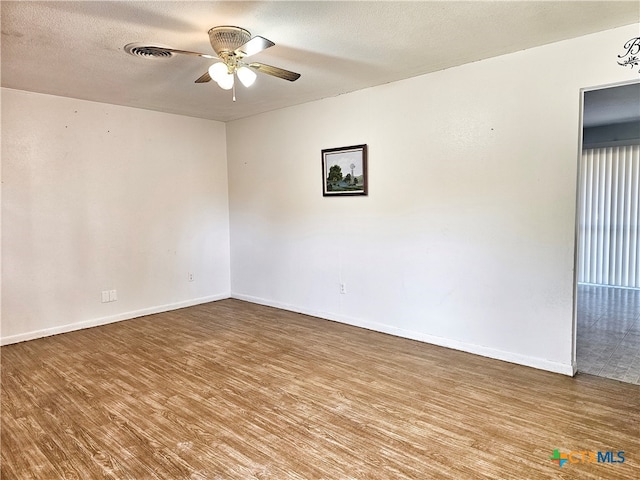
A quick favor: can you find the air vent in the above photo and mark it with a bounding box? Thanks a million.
[124,43,174,59]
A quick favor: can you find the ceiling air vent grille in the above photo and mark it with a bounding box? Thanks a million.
[124,43,174,59]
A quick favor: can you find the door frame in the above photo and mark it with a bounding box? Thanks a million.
[572,79,640,373]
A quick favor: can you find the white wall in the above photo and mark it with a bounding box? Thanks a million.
[227,24,640,375]
[1,89,230,344]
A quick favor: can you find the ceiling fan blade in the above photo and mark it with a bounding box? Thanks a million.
[146,46,217,59]
[195,71,212,83]
[235,36,275,57]
[248,62,301,82]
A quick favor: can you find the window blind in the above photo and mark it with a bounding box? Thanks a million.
[578,145,640,288]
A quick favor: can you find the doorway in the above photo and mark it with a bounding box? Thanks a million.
[575,81,640,384]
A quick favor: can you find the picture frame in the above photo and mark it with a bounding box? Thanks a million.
[322,144,368,196]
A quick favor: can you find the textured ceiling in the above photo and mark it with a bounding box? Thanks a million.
[2,1,639,122]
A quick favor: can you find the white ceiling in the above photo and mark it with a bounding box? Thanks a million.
[2,1,639,122]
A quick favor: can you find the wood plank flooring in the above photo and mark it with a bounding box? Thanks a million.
[2,299,639,479]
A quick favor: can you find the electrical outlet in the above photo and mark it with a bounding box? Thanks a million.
[340,283,347,294]
[101,291,110,303]
[109,289,117,302]
[188,273,194,282]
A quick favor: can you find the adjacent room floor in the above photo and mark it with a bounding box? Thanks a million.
[576,284,640,385]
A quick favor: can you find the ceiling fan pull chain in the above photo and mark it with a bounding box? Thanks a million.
[232,77,237,102]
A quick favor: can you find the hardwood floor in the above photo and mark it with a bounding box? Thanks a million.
[2,299,639,479]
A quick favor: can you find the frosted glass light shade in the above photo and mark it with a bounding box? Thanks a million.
[217,72,234,90]
[208,62,228,82]
[237,66,257,87]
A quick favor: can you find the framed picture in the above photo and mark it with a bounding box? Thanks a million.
[322,144,368,196]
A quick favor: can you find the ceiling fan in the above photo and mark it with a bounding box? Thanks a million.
[124,26,300,100]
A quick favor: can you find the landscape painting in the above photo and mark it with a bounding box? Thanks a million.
[322,144,368,196]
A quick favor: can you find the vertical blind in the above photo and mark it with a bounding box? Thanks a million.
[578,145,640,288]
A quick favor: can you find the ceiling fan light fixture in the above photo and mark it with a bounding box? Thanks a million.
[208,62,228,82]
[237,66,257,87]
[126,25,300,96]
[217,72,235,90]
[208,26,251,56]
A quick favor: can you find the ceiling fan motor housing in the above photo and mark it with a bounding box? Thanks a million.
[208,26,251,57]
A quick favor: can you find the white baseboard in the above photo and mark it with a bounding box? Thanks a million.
[0,293,230,346]
[3,292,575,377]
[232,293,575,376]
